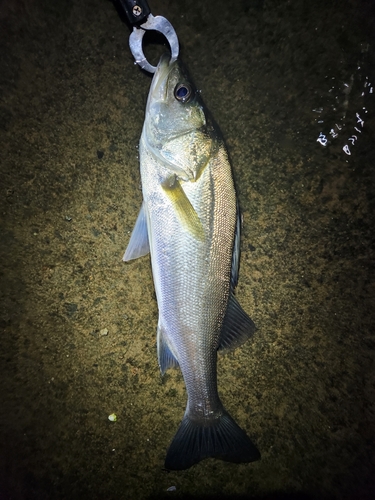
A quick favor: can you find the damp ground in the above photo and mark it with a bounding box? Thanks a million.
[0,0,374,499]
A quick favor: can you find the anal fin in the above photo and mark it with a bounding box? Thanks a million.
[157,321,179,375]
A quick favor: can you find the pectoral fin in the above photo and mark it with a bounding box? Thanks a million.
[162,176,204,241]
[123,202,150,262]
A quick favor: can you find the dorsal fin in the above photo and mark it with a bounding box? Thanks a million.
[218,293,256,351]
[230,202,241,289]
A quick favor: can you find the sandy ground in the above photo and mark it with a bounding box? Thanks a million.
[0,0,374,498]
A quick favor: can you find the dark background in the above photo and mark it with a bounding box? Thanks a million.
[0,0,374,498]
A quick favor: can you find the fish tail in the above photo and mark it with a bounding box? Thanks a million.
[164,409,260,470]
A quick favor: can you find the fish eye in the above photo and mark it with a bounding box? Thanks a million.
[174,83,193,103]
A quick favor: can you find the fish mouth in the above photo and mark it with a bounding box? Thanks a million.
[147,53,176,106]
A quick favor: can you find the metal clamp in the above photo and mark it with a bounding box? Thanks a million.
[117,0,179,73]
[129,14,179,73]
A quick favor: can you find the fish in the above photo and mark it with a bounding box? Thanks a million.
[123,54,260,470]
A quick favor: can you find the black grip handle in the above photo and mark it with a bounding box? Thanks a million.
[117,0,151,25]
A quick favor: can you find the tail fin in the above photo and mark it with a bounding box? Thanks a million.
[164,410,260,470]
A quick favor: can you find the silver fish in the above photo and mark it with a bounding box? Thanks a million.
[124,54,260,470]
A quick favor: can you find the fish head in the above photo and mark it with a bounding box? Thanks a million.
[143,54,214,181]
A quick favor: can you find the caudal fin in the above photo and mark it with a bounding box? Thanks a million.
[164,410,260,470]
